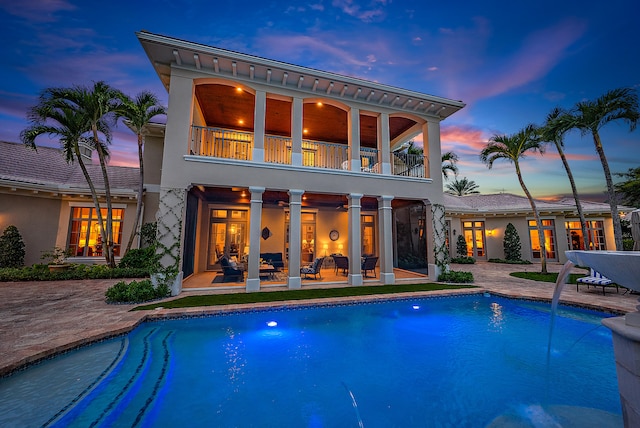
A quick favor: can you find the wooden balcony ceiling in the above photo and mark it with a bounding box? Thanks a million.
[196,85,417,147]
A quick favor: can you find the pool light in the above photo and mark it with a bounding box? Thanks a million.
[267,321,278,327]
[412,305,420,310]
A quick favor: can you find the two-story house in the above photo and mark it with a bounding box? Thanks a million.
[136,31,465,294]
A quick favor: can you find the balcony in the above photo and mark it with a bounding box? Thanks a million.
[190,125,428,178]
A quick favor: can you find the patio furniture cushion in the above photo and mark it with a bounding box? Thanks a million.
[300,257,324,279]
[576,268,619,295]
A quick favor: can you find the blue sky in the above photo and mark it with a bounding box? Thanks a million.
[1,0,639,201]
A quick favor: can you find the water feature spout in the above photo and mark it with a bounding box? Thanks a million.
[548,260,575,364]
[565,250,640,427]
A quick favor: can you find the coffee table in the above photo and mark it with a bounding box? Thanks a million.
[259,264,277,279]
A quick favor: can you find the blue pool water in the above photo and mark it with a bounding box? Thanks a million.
[0,294,623,427]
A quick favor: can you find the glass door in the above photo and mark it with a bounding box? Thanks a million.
[361,214,376,256]
[207,209,248,270]
[462,221,486,259]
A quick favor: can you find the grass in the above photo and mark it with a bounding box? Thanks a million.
[134,283,477,311]
[510,271,586,284]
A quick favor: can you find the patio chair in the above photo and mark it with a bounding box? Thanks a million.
[361,256,378,278]
[333,255,349,275]
[301,257,325,279]
[576,268,622,295]
[219,256,245,282]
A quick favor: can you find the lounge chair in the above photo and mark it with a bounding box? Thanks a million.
[576,268,622,295]
[219,256,244,282]
[301,257,324,279]
[333,255,349,275]
[362,256,378,278]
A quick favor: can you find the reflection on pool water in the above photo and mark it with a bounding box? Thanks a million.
[0,294,623,427]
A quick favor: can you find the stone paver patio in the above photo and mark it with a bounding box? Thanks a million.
[1,262,637,377]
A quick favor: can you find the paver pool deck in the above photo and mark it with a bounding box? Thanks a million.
[1,262,637,377]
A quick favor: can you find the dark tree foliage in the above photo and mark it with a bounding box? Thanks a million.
[0,225,26,268]
[456,234,468,257]
[614,167,640,208]
[503,223,522,261]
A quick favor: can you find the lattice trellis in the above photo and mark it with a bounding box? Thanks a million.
[154,187,185,286]
[431,203,450,271]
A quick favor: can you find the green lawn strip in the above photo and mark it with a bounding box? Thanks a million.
[510,271,586,284]
[134,283,477,310]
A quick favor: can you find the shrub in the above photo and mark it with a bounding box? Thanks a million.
[623,238,634,251]
[119,246,160,270]
[0,264,150,282]
[438,270,474,283]
[105,279,169,303]
[455,235,468,257]
[450,256,475,264]
[503,223,522,261]
[0,225,26,268]
[40,246,71,265]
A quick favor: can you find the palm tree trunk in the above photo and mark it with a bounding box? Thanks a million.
[592,131,623,250]
[516,162,548,273]
[125,134,144,253]
[73,144,108,260]
[556,143,589,250]
[93,129,116,268]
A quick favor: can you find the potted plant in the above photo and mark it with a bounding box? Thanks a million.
[41,246,72,272]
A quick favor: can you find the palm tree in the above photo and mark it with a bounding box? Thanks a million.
[540,107,589,250]
[400,141,459,180]
[20,91,112,264]
[480,124,549,273]
[117,91,166,253]
[564,87,640,250]
[441,151,459,180]
[445,176,480,196]
[44,82,124,266]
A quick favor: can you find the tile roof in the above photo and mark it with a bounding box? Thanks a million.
[0,141,138,193]
[443,192,626,215]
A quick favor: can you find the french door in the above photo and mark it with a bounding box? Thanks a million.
[207,209,248,269]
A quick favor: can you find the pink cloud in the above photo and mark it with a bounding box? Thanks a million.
[331,0,387,22]
[441,124,490,154]
[258,34,373,68]
[450,17,587,103]
[0,0,75,22]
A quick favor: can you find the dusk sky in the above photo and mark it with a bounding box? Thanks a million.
[1,0,639,201]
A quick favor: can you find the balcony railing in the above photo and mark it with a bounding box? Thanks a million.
[190,125,428,178]
[392,152,427,178]
[191,126,253,160]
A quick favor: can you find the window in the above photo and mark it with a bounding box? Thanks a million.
[68,207,124,257]
[565,220,606,250]
[528,219,557,260]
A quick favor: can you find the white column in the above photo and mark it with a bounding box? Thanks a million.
[291,97,303,166]
[287,189,304,289]
[378,113,391,175]
[423,119,442,185]
[378,195,395,284]
[348,107,361,171]
[253,90,266,162]
[348,193,363,285]
[246,186,265,292]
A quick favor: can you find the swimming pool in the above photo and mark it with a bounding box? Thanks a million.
[0,294,623,427]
